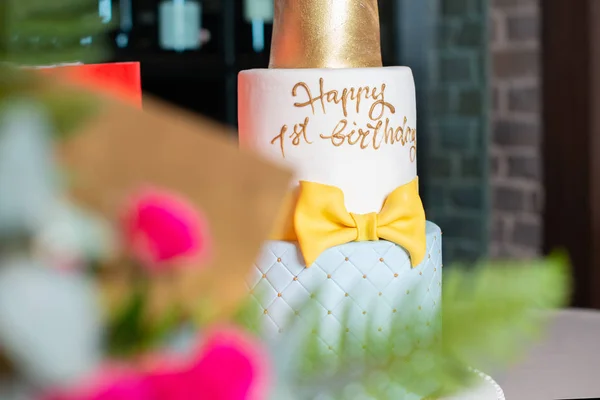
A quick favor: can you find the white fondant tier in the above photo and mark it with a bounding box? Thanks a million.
[239,67,417,214]
[248,222,441,350]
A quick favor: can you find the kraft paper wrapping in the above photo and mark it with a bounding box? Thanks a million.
[55,83,292,321]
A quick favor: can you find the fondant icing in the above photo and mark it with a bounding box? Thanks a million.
[249,222,442,349]
[238,67,417,215]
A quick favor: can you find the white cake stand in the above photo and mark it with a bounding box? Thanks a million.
[442,369,505,400]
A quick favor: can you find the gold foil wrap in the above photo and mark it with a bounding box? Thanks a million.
[269,0,383,69]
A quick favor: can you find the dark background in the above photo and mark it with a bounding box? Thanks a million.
[109,0,401,127]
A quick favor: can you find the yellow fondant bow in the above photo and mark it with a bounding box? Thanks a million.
[294,178,426,268]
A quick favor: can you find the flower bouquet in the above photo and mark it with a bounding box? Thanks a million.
[0,69,572,400]
[0,73,292,399]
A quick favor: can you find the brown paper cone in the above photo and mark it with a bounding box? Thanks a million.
[57,89,292,321]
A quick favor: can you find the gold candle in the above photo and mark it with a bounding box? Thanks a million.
[269,0,383,69]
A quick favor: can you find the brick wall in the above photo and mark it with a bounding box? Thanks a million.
[422,0,490,264]
[490,0,542,258]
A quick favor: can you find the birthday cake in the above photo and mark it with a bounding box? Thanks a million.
[239,1,502,399]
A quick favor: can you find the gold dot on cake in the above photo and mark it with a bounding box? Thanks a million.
[434,268,437,272]
[379,257,384,262]
[328,346,333,351]
[327,274,332,279]
[294,311,300,316]
[393,308,397,313]
[418,306,422,311]
[406,290,410,295]
[262,274,267,279]
[378,327,382,332]
[378,292,382,296]
[362,311,367,315]
[277,293,282,297]
[362,274,367,279]
[345,257,349,261]
[263,309,268,315]
[293,276,298,281]
[394,273,398,278]
[310,293,316,299]
[345,293,349,297]
[419,271,423,276]
[327,310,332,315]
[277,258,282,262]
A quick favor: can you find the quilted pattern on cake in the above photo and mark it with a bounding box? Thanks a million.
[248,222,442,354]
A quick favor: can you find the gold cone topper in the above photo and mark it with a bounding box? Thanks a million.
[269,0,383,69]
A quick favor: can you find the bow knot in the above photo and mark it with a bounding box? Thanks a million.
[287,178,426,268]
[351,212,379,241]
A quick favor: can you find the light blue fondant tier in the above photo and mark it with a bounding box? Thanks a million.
[248,221,442,351]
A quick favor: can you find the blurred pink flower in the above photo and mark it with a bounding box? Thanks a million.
[152,326,270,400]
[45,327,270,400]
[120,187,211,271]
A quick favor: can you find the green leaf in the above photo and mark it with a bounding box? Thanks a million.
[147,305,182,347]
[231,294,264,336]
[106,287,147,357]
[271,253,571,399]
[0,65,102,138]
[3,44,109,66]
[2,0,112,66]
[10,14,108,38]
[7,0,99,19]
[36,90,100,139]
[442,251,571,371]
[0,0,113,140]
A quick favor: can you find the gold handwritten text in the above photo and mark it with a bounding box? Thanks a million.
[292,78,395,121]
[270,79,416,163]
[319,116,416,152]
[270,117,312,158]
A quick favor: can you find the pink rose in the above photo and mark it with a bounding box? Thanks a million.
[45,327,270,400]
[120,187,211,271]
[149,326,270,400]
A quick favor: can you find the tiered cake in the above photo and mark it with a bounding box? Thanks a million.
[239,1,503,399]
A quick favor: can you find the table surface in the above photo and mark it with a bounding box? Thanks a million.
[496,309,600,400]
